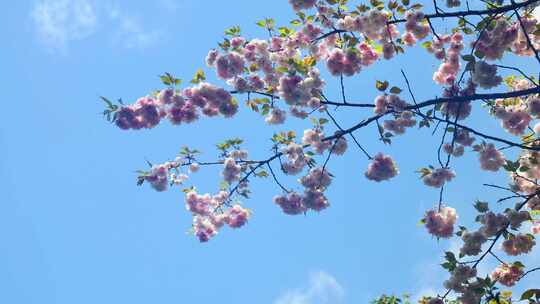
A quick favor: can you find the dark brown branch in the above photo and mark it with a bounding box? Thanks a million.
[324,108,373,159]
[267,162,290,193]
[408,86,540,111]
[495,64,539,86]
[416,111,540,151]
[520,266,540,280]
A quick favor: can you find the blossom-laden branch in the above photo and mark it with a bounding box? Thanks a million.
[101,0,540,303]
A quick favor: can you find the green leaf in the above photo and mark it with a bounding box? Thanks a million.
[420,41,432,49]
[389,86,402,94]
[256,170,269,178]
[461,54,475,62]
[521,289,540,301]
[462,27,473,35]
[159,72,181,87]
[160,75,172,86]
[290,19,302,26]
[190,69,206,84]
[100,96,114,108]
[376,80,389,91]
[474,200,489,213]
[224,25,241,37]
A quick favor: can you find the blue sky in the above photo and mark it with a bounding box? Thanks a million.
[1,1,539,303]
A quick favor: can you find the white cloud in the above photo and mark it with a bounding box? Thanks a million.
[109,11,162,49]
[274,271,345,304]
[31,0,97,49]
[31,0,164,51]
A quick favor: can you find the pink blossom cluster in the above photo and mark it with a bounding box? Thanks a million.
[479,212,509,237]
[403,11,430,44]
[115,83,238,130]
[476,17,540,59]
[471,61,502,89]
[511,173,539,194]
[210,39,274,93]
[374,94,409,114]
[494,107,532,135]
[528,196,540,211]
[443,265,476,293]
[455,129,476,146]
[273,189,330,214]
[423,206,458,238]
[528,97,540,117]
[502,234,536,256]
[336,10,393,41]
[476,19,519,60]
[299,167,332,191]
[189,163,200,173]
[274,164,333,214]
[229,74,266,93]
[273,192,306,215]
[282,143,308,175]
[192,216,218,242]
[512,17,540,57]
[533,223,540,234]
[227,205,251,228]
[274,166,333,214]
[222,157,242,183]
[491,263,524,287]
[383,111,417,135]
[473,143,506,171]
[186,190,224,216]
[441,101,472,121]
[115,96,161,130]
[290,106,310,119]
[443,143,464,157]
[460,230,487,256]
[288,0,316,11]
[431,33,464,86]
[365,153,399,182]
[457,285,483,304]
[302,189,330,211]
[326,48,362,76]
[278,69,325,105]
[265,108,287,125]
[215,53,245,80]
[186,190,251,242]
[145,165,170,192]
[303,128,332,154]
[422,168,456,188]
[439,82,476,121]
[170,173,189,185]
[444,129,476,157]
[331,135,348,155]
[229,149,249,160]
[506,210,530,229]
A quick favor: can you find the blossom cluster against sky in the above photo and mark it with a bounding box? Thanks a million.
[1,1,539,304]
